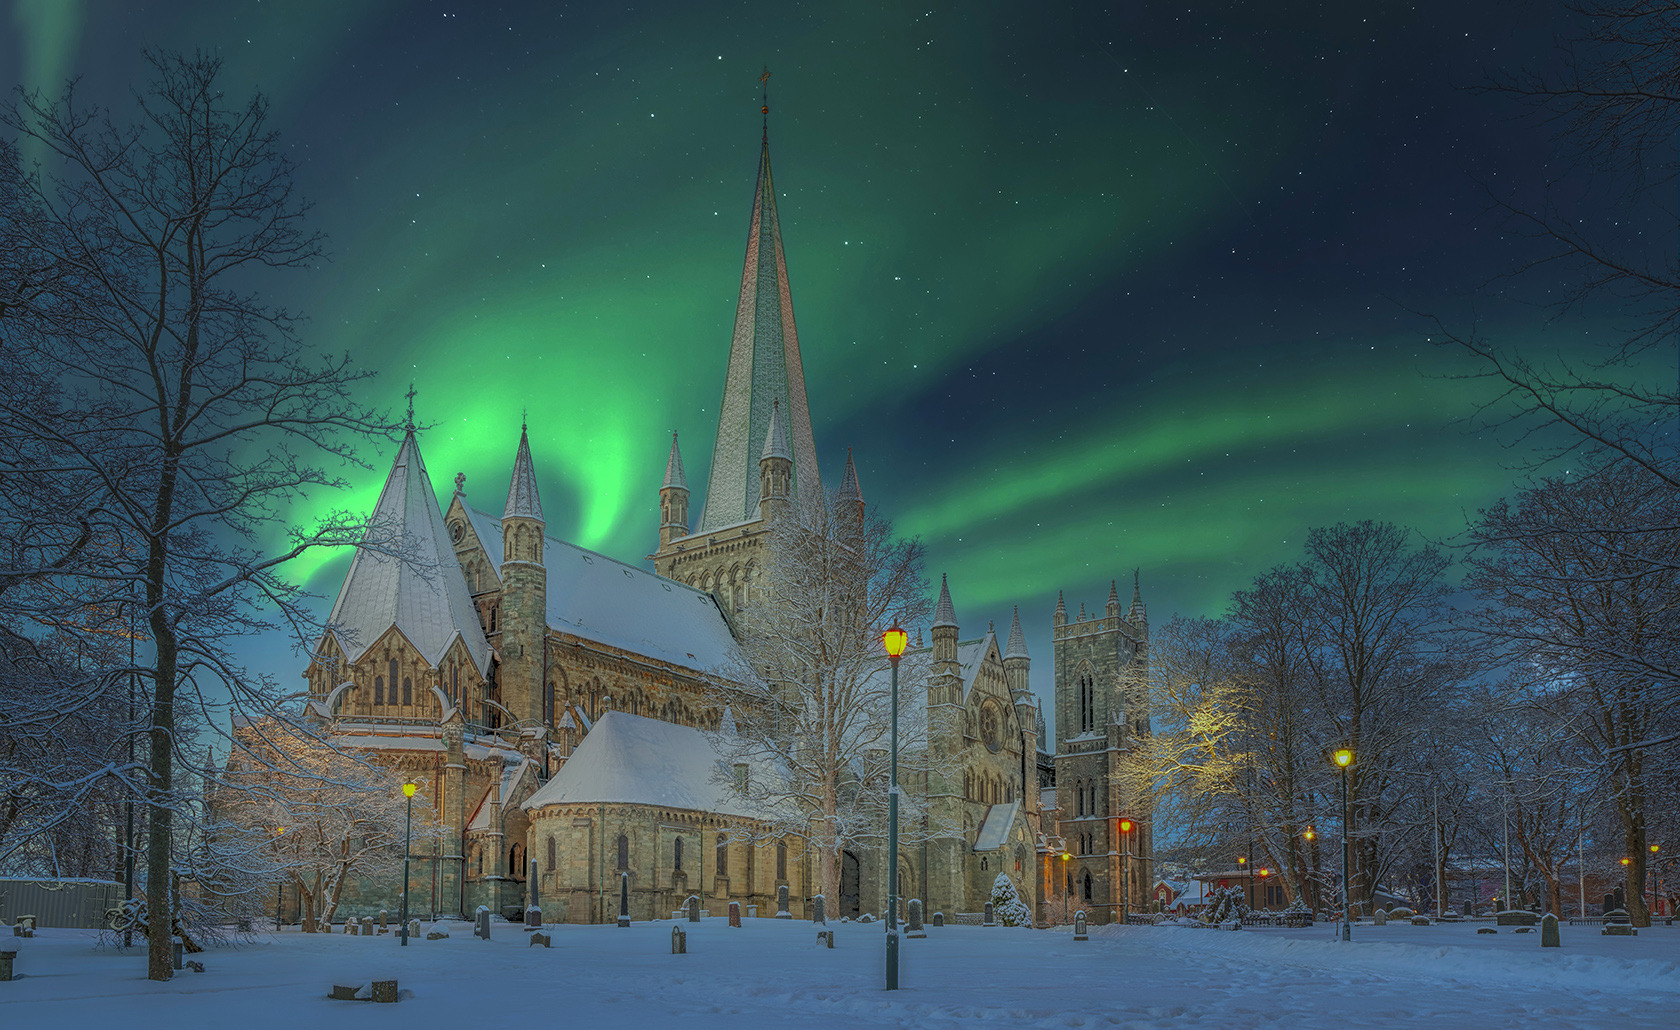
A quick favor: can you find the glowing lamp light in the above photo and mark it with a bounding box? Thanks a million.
[1333,748,1354,768]
[1652,845,1661,854]
[1119,819,1133,834]
[1622,857,1632,867]
[403,782,418,798]
[882,624,908,658]
[1237,856,1247,866]
[1259,868,1271,878]
[1061,853,1070,863]
[1304,829,1316,841]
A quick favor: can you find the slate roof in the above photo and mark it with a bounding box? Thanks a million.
[462,506,738,675]
[521,710,777,819]
[933,574,957,629]
[503,425,543,520]
[321,432,491,674]
[974,800,1021,852]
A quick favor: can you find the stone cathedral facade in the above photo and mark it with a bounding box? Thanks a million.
[296,100,1150,928]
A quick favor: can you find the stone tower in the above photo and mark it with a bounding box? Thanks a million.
[498,424,546,726]
[1005,607,1040,820]
[923,574,966,915]
[659,432,689,550]
[1052,576,1152,922]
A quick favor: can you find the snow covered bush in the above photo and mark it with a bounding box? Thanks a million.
[1206,885,1250,926]
[990,873,1032,926]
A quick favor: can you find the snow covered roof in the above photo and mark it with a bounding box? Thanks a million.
[956,632,999,694]
[462,506,739,675]
[521,710,777,819]
[760,399,791,462]
[333,732,447,754]
[974,800,1020,852]
[322,432,491,674]
[1040,787,1056,812]
[1004,606,1028,659]
[503,425,544,520]
[468,754,534,832]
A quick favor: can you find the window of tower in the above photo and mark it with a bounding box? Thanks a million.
[616,834,629,871]
[402,677,412,706]
[374,676,384,706]
[673,837,684,872]
[547,835,556,870]
[1083,870,1093,902]
[777,840,787,881]
[716,832,728,877]
[388,659,399,702]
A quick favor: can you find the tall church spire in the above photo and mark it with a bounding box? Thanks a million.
[504,422,544,521]
[698,77,821,530]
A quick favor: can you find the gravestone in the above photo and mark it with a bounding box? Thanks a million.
[671,926,686,954]
[342,920,355,934]
[618,873,631,928]
[172,939,184,970]
[686,895,701,923]
[360,916,374,936]
[1602,923,1637,936]
[526,905,542,929]
[1462,901,1475,917]
[1073,910,1088,941]
[329,983,362,1000]
[370,979,397,1004]
[1411,916,1430,926]
[378,910,388,934]
[1372,909,1387,926]
[728,901,742,928]
[0,948,16,982]
[1477,927,1497,934]
[983,902,996,926]
[817,930,833,948]
[1497,910,1537,926]
[1605,907,1631,925]
[812,895,826,925]
[776,884,791,919]
[408,919,421,939]
[931,911,944,928]
[1613,886,1625,911]
[475,907,492,940]
[1602,892,1615,917]
[528,932,550,948]
[906,899,925,939]
[425,929,449,940]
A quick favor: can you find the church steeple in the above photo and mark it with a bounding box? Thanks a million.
[659,432,690,549]
[503,422,544,521]
[698,79,821,531]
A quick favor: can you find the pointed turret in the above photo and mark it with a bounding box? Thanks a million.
[1107,579,1120,618]
[838,447,864,523]
[1004,605,1030,699]
[1130,568,1147,624]
[659,432,690,549]
[931,573,958,665]
[499,424,548,726]
[758,400,793,521]
[322,431,490,675]
[1054,591,1067,628]
[698,95,821,530]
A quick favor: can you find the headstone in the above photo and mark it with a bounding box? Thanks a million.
[526,905,542,929]
[0,949,16,982]
[172,939,184,970]
[728,901,742,928]
[1541,912,1560,948]
[1498,910,1538,926]
[1613,886,1625,912]
[475,907,492,940]
[1605,907,1631,925]
[686,895,701,923]
[671,926,687,954]
[528,932,550,948]
[812,895,826,925]
[1477,927,1497,934]
[1602,923,1637,936]
[776,885,791,919]
[1372,909,1387,926]
[983,901,996,926]
[330,983,362,1000]
[378,910,388,934]
[184,960,204,973]
[1602,892,1615,916]
[859,913,873,924]
[1411,916,1430,926]
[1514,926,1534,933]
[370,979,397,1004]
[906,899,925,938]
[618,873,631,928]
[342,920,354,934]
[1462,901,1475,917]
[425,929,449,940]
[817,929,833,948]
[361,916,374,936]
[1073,910,1088,941]
[408,918,421,939]
[931,911,944,927]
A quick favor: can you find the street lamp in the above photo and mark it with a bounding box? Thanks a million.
[273,826,286,932]
[1333,747,1354,942]
[400,782,417,946]
[881,623,908,991]
[1061,852,1071,923]
[1651,845,1661,918]
[1237,854,1249,912]
[1118,818,1134,926]
[1258,868,1271,910]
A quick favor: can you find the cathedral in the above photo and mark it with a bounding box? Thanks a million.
[299,96,1153,928]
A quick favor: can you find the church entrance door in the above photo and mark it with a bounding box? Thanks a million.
[840,851,861,917]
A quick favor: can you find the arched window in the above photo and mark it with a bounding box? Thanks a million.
[374,676,384,706]
[1079,672,1095,732]
[1075,780,1085,817]
[777,840,787,881]
[402,677,412,706]
[451,666,459,705]
[1083,869,1094,902]
[616,834,629,871]
[716,832,728,877]
[546,835,556,870]
[490,606,498,633]
[674,837,684,872]
[388,658,399,696]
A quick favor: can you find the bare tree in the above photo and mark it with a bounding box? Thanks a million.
[702,492,934,904]
[1,52,395,978]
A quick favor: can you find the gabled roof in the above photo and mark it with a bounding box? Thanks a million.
[698,117,821,530]
[503,424,544,520]
[322,432,491,674]
[467,754,534,832]
[462,506,738,675]
[521,710,776,819]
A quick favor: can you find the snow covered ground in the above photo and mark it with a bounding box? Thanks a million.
[2,917,1675,1028]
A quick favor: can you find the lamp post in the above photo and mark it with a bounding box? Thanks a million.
[400,782,417,946]
[1333,748,1354,942]
[1258,868,1271,910]
[1061,852,1071,923]
[1650,844,1661,919]
[881,624,908,991]
[273,826,286,932]
[1118,818,1133,926]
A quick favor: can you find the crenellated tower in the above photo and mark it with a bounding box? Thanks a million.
[498,424,547,726]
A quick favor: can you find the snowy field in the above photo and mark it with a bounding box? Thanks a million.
[2,917,1676,1029]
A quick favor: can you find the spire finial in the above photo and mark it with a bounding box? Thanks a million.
[404,382,417,433]
[760,65,771,139]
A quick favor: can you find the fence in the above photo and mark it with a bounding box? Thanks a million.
[0,878,123,929]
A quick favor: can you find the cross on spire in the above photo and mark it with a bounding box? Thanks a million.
[404,382,417,433]
[760,65,771,138]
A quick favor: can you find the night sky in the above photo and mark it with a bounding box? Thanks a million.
[3,2,1623,713]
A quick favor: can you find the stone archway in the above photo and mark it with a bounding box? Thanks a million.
[840,851,861,917]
